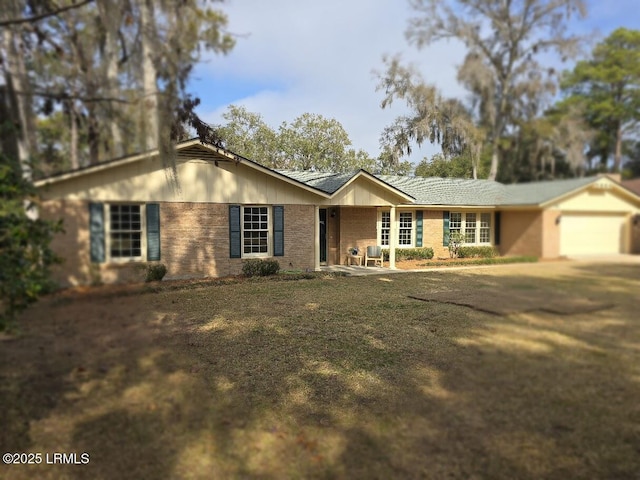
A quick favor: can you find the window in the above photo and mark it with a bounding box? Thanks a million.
[109,204,142,258]
[480,213,491,243]
[379,211,415,246]
[380,211,390,246]
[465,213,476,243]
[243,206,269,255]
[450,212,462,235]
[450,212,491,245]
[399,212,413,246]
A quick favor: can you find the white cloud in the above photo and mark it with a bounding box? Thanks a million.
[192,0,466,162]
[191,0,639,165]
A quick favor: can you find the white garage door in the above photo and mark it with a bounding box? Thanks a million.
[560,213,627,255]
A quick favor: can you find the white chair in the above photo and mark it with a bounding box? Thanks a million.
[365,245,383,267]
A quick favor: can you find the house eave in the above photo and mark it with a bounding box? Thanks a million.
[330,170,416,203]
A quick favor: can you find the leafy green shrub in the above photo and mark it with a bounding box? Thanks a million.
[458,246,499,258]
[145,263,167,282]
[242,259,280,277]
[448,231,465,258]
[1,161,63,331]
[381,247,435,261]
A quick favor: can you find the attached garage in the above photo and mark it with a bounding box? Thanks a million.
[559,213,628,256]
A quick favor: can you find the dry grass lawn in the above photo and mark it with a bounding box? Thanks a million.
[1,261,639,479]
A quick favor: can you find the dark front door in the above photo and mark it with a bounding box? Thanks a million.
[319,209,327,263]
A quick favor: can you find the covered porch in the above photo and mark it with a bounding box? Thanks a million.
[314,205,404,271]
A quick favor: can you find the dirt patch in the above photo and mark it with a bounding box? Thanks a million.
[409,289,613,315]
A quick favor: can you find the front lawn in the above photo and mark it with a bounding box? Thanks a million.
[1,261,639,479]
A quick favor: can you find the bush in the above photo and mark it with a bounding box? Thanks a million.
[448,231,465,258]
[458,246,499,258]
[1,161,63,331]
[145,263,167,282]
[381,247,435,261]
[242,259,280,277]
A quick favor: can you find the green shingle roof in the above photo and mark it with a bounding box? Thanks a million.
[501,176,606,205]
[275,170,357,194]
[275,169,606,207]
[377,175,505,206]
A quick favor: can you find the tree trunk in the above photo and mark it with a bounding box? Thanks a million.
[488,140,499,181]
[1,23,36,180]
[68,101,80,170]
[98,0,124,157]
[614,122,623,173]
[140,0,159,151]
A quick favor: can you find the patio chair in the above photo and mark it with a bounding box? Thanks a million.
[365,245,383,267]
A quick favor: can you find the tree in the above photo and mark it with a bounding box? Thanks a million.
[279,113,358,172]
[217,106,389,173]
[0,155,62,330]
[377,56,484,178]
[0,0,234,325]
[415,153,476,178]
[405,0,587,180]
[560,28,640,173]
[216,105,282,166]
[2,0,235,172]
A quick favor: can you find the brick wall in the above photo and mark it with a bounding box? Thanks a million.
[339,207,377,264]
[499,210,543,257]
[41,199,92,286]
[421,210,449,258]
[41,201,316,286]
[161,203,316,279]
[281,204,315,271]
[541,209,561,258]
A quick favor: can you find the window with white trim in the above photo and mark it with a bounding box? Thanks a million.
[109,204,142,259]
[243,206,270,256]
[379,210,415,247]
[399,212,413,246]
[450,212,462,236]
[380,211,390,246]
[452,212,491,245]
[465,213,476,243]
[480,213,491,243]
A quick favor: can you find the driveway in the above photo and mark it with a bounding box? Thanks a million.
[566,254,640,263]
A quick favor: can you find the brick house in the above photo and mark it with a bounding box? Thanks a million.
[35,140,640,286]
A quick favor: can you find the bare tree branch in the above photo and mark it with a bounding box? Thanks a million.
[0,0,95,27]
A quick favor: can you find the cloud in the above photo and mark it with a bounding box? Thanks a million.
[190,0,639,165]
[191,0,466,161]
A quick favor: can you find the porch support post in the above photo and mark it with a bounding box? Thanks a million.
[314,205,321,271]
[389,205,397,269]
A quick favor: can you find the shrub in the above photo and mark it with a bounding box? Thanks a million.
[145,263,167,282]
[242,259,280,277]
[448,231,465,258]
[381,247,434,261]
[458,246,499,258]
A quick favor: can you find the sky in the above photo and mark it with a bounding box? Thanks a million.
[189,0,640,165]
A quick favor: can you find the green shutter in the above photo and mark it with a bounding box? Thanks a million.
[494,211,501,246]
[89,202,105,263]
[443,211,450,246]
[229,205,241,258]
[273,205,284,257]
[415,210,423,247]
[146,204,161,261]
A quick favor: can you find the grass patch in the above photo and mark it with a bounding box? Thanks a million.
[2,262,639,479]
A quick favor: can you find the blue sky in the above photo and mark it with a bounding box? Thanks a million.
[189,0,640,164]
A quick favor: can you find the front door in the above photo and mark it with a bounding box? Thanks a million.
[319,209,327,263]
